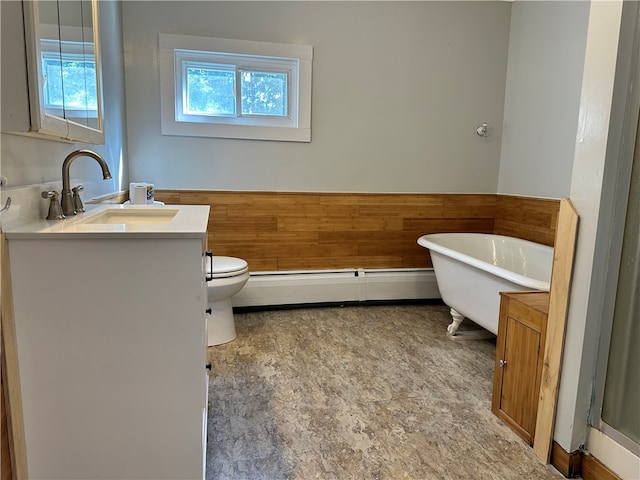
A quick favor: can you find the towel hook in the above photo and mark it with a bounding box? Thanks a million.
[476,123,489,137]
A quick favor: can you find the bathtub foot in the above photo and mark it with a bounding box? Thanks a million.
[447,308,495,340]
[447,309,464,336]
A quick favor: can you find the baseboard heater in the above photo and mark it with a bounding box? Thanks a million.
[232,268,441,308]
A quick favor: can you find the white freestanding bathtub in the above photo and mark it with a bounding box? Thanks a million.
[417,233,553,336]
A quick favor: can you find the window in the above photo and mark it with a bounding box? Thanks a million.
[175,51,294,125]
[41,39,97,118]
[160,34,312,142]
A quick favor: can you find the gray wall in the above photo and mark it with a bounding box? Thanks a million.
[560,0,635,454]
[122,1,511,193]
[498,1,590,198]
[0,1,129,200]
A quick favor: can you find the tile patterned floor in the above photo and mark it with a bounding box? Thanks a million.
[206,304,564,479]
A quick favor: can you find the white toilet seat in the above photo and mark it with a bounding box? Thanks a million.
[207,256,248,278]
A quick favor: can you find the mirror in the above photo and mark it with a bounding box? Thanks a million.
[23,0,104,143]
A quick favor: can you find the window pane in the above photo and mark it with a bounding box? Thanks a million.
[44,58,65,107]
[62,60,97,109]
[43,57,97,110]
[240,71,288,117]
[186,66,236,116]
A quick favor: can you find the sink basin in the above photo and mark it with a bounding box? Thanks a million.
[77,208,179,225]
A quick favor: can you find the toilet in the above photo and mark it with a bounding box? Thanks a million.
[206,256,249,346]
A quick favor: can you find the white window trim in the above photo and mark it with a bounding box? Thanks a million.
[159,33,312,142]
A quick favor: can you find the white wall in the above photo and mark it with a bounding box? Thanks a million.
[0,1,128,201]
[122,1,511,193]
[557,0,635,455]
[498,1,590,198]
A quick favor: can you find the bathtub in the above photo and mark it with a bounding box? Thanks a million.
[417,233,553,336]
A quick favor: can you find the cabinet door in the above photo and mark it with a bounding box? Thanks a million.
[498,316,541,443]
[1,0,104,144]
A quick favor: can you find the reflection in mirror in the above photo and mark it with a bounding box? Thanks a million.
[39,0,99,130]
[36,0,64,124]
[12,0,105,143]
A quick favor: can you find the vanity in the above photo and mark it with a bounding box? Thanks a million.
[4,204,210,479]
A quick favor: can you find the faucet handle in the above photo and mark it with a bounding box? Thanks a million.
[41,190,59,200]
[41,190,65,220]
[72,184,85,213]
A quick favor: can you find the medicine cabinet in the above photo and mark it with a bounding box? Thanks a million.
[1,0,105,144]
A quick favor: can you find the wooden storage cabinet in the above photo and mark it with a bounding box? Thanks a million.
[492,291,549,445]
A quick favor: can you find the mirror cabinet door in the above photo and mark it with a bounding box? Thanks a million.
[24,0,104,144]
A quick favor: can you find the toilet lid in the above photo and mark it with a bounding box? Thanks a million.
[207,256,249,278]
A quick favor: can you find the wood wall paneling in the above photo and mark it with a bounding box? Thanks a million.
[154,191,560,272]
[495,195,560,246]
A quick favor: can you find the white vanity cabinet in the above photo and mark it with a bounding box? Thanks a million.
[5,205,210,479]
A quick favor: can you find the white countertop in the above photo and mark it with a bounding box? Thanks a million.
[4,204,210,239]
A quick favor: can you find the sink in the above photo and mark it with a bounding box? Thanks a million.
[4,204,209,238]
[77,207,179,225]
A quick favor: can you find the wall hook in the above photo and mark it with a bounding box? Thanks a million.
[476,123,489,137]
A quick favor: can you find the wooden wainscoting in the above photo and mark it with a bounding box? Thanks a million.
[495,195,560,247]
[154,191,560,272]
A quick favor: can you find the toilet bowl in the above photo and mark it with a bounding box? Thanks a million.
[206,256,249,346]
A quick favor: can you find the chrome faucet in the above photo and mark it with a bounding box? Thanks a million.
[61,150,112,216]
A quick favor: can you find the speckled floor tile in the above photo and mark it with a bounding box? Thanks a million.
[206,304,564,479]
